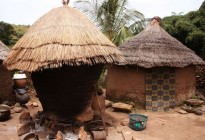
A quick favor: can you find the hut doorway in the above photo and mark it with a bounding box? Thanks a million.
[145,68,175,111]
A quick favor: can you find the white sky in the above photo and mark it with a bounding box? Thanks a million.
[0,0,204,25]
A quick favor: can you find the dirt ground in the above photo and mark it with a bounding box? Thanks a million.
[0,94,205,140]
[105,108,205,140]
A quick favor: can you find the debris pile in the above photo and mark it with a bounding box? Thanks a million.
[180,98,204,115]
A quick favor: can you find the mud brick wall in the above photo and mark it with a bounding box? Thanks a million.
[0,62,14,102]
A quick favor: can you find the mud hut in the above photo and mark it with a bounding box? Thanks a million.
[0,41,13,103]
[4,0,123,121]
[106,17,205,111]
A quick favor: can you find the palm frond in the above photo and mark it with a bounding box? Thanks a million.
[74,0,145,45]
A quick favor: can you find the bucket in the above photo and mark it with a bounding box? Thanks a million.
[91,131,106,140]
[129,114,148,131]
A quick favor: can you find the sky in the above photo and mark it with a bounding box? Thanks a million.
[0,0,204,25]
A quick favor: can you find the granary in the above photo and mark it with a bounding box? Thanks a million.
[0,41,13,103]
[4,0,123,121]
[106,17,205,111]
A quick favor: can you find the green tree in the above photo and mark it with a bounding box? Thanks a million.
[162,1,205,59]
[0,21,14,46]
[11,24,29,46]
[75,0,145,45]
[200,0,205,10]
[186,30,205,57]
[0,21,29,48]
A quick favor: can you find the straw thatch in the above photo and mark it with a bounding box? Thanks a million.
[4,3,123,72]
[119,17,205,68]
[0,41,9,61]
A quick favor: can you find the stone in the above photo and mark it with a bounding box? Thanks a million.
[32,102,38,107]
[13,106,23,113]
[174,108,188,114]
[120,119,129,126]
[78,126,87,140]
[129,102,135,107]
[196,92,205,102]
[56,131,63,140]
[19,112,32,124]
[17,121,35,136]
[186,99,204,106]
[105,100,112,107]
[11,110,15,114]
[113,102,133,112]
[25,102,32,107]
[14,103,21,107]
[193,109,203,115]
[202,106,205,112]
[181,106,195,113]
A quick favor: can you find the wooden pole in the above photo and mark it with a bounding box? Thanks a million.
[94,85,108,135]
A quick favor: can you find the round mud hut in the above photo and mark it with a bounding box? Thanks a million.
[106,17,205,111]
[4,0,123,121]
[0,41,13,103]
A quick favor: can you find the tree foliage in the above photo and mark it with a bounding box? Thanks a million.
[200,0,205,10]
[162,1,205,59]
[0,21,29,48]
[75,0,145,45]
[0,21,14,46]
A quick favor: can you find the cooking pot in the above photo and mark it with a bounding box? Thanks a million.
[13,73,27,88]
[0,104,11,121]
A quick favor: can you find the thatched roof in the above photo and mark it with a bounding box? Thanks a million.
[119,17,205,68]
[0,41,10,61]
[4,1,123,72]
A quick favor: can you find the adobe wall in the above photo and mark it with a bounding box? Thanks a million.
[0,63,14,103]
[106,65,145,106]
[175,66,196,105]
[107,65,196,107]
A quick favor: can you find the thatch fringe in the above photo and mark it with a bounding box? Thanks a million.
[4,6,123,72]
[119,19,205,68]
[6,44,122,72]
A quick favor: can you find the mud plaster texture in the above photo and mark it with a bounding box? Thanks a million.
[175,66,196,105]
[107,65,196,107]
[106,65,145,106]
[0,63,14,103]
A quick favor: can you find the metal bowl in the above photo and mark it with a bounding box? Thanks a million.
[22,132,39,140]
[0,104,11,121]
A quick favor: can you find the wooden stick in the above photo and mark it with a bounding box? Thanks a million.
[94,85,108,135]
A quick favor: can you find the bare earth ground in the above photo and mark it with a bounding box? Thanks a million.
[105,109,205,140]
[0,93,205,140]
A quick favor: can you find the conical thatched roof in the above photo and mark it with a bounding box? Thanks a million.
[4,2,123,72]
[0,41,10,61]
[119,17,205,68]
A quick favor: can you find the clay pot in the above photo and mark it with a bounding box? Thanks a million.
[0,104,11,121]
[91,130,106,140]
[14,79,27,88]
[15,92,30,104]
[13,73,27,88]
